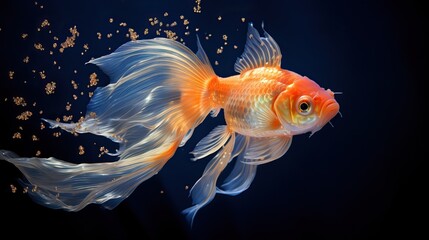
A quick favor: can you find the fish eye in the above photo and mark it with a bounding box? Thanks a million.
[296,96,312,115]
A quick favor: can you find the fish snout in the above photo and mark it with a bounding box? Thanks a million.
[319,99,340,127]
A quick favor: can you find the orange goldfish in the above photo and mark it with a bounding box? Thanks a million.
[0,23,339,225]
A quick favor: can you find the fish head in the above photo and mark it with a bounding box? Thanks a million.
[274,75,340,135]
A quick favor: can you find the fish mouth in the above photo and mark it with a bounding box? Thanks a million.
[313,99,340,134]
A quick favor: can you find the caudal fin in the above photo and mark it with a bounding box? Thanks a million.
[0,37,217,211]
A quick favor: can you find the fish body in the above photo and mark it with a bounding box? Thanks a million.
[209,68,288,137]
[0,23,339,225]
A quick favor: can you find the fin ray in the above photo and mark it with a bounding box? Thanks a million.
[234,23,282,73]
[243,135,292,165]
[183,129,235,226]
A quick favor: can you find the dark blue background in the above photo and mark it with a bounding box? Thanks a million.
[0,0,425,239]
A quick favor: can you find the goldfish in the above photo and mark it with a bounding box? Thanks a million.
[0,23,339,225]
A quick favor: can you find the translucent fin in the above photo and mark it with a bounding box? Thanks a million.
[180,128,195,147]
[217,153,257,196]
[1,139,177,211]
[183,130,235,226]
[243,135,292,165]
[196,35,212,68]
[41,118,77,133]
[1,37,217,212]
[191,125,230,161]
[234,23,282,74]
[210,108,221,118]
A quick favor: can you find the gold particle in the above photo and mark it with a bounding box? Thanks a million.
[71,80,78,89]
[34,43,44,51]
[170,21,177,27]
[39,70,46,79]
[53,132,61,137]
[234,45,238,49]
[164,30,177,40]
[89,72,99,87]
[183,19,189,25]
[13,97,27,107]
[22,33,28,39]
[222,35,228,41]
[10,185,17,193]
[107,33,113,38]
[218,16,222,21]
[66,102,72,111]
[241,18,246,22]
[109,18,114,23]
[60,26,79,51]
[128,28,139,41]
[180,15,184,20]
[23,186,28,194]
[41,19,50,28]
[78,145,85,155]
[98,146,109,157]
[32,135,39,141]
[35,150,41,156]
[12,132,22,139]
[83,44,89,50]
[97,32,102,39]
[40,122,45,130]
[119,22,127,27]
[216,46,224,54]
[214,60,219,65]
[16,111,33,120]
[193,0,202,13]
[149,18,156,26]
[164,12,169,17]
[45,81,56,95]
[23,56,30,63]
[144,28,149,35]
[63,115,73,122]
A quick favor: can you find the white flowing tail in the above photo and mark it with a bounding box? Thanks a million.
[0,37,216,211]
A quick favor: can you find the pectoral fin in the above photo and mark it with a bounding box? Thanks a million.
[243,135,292,165]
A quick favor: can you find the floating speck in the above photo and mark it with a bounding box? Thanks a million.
[10,184,17,193]
[13,97,27,107]
[193,0,202,13]
[16,111,33,120]
[45,82,56,95]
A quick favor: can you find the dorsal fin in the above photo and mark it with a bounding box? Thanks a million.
[234,23,282,74]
